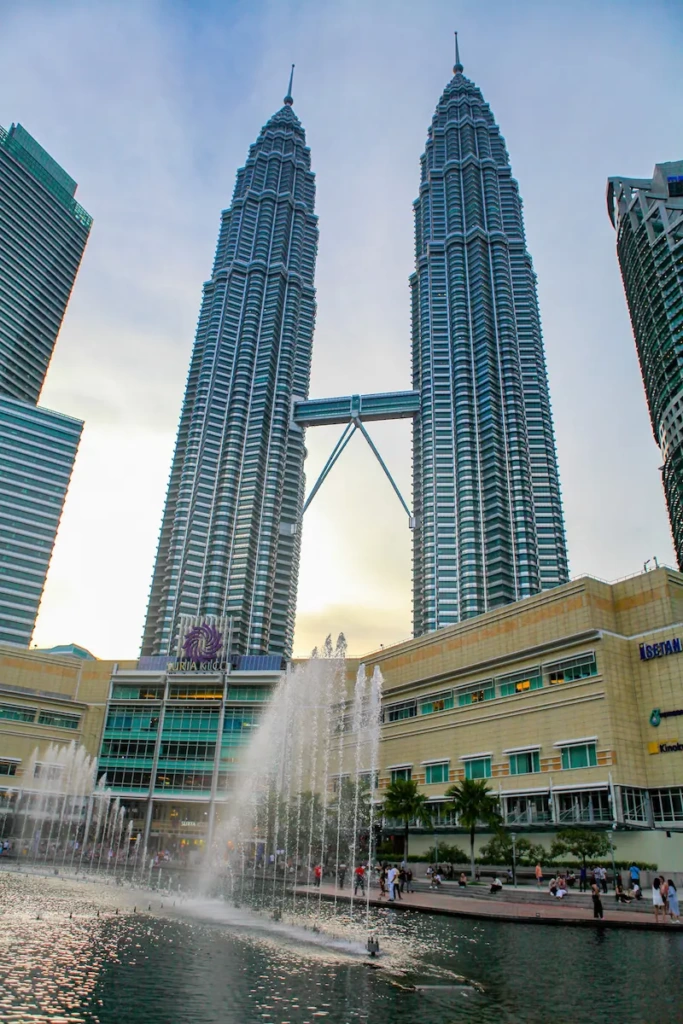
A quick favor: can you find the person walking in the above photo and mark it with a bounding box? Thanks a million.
[535,863,543,887]
[353,864,365,896]
[337,862,347,889]
[406,867,414,893]
[667,880,680,923]
[378,865,387,900]
[579,864,588,892]
[652,876,665,924]
[314,863,322,887]
[387,864,398,902]
[591,883,604,920]
[629,863,640,889]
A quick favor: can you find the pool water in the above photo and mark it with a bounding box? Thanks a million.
[1,870,682,1024]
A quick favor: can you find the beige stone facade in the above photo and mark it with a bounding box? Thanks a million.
[349,568,683,868]
[0,645,135,787]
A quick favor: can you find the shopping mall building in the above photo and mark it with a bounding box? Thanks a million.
[1,567,683,867]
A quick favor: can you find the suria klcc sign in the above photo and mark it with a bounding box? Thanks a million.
[169,615,229,672]
[639,637,682,660]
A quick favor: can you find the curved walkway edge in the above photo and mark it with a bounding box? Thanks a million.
[293,884,678,932]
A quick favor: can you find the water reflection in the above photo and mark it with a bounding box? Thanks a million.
[1,871,683,1024]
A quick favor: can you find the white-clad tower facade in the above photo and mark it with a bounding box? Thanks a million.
[142,86,317,658]
[411,49,568,634]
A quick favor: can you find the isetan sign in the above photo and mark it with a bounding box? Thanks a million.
[639,637,682,660]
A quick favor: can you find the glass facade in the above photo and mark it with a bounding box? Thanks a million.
[142,87,318,659]
[608,161,683,567]
[0,123,88,646]
[0,397,82,645]
[0,123,91,404]
[411,51,568,634]
[99,668,277,848]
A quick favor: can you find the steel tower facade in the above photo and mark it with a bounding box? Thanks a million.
[142,81,318,658]
[411,47,568,634]
[608,161,683,568]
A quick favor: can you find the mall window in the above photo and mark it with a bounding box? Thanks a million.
[509,750,540,775]
[390,767,412,783]
[457,681,495,707]
[622,787,650,824]
[386,700,417,723]
[105,707,160,733]
[0,761,18,776]
[463,757,491,780]
[560,743,597,770]
[651,787,683,824]
[155,771,214,793]
[105,768,152,790]
[111,684,164,700]
[546,652,597,685]
[357,771,379,790]
[499,668,542,697]
[37,710,80,730]
[222,708,261,749]
[0,702,36,723]
[227,687,272,702]
[558,789,610,823]
[425,762,449,784]
[419,691,455,715]
[169,684,223,699]
[100,739,156,759]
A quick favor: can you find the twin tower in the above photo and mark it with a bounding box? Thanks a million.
[141,51,568,660]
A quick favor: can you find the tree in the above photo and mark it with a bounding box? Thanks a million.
[381,779,433,859]
[478,833,545,868]
[549,828,612,870]
[426,841,468,865]
[444,779,502,879]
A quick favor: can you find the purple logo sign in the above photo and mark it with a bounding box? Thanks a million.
[182,622,223,663]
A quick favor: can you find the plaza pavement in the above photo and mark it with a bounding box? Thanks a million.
[293,882,676,931]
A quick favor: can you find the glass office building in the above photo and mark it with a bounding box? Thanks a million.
[99,659,281,853]
[142,82,318,660]
[0,397,82,645]
[0,123,89,645]
[411,47,568,634]
[607,161,683,567]
[0,123,91,404]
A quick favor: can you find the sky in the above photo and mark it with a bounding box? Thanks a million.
[2,0,682,660]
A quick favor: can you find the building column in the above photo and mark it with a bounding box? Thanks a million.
[143,673,169,855]
[207,669,230,852]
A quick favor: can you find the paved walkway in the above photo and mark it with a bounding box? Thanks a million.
[294,883,677,931]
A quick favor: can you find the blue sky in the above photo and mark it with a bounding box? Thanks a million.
[2,0,682,658]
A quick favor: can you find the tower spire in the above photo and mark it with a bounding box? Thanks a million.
[284,64,295,106]
[453,31,463,74]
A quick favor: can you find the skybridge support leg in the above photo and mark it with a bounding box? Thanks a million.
[353,418,414,526]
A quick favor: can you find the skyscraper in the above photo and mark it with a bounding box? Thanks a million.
[0,123,90,645]
[0,123,91,404]
[0,397,82,645]
[411,43,568,634]
[608,161,683,568]
[142,77,318,659]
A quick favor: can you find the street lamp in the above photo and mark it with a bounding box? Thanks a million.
[607,825,617,892]
[510,832,517,889]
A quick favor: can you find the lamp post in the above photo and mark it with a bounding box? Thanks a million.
[511,832,517,889]
[607,825,617,892]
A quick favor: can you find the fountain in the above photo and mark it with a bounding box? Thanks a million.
[0,640,384,952]
[197,638,384,944]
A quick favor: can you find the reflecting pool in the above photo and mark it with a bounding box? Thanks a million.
[1,870,682,1024]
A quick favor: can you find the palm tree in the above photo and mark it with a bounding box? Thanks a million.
[444,779,501,879]
[381,778,432,860]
